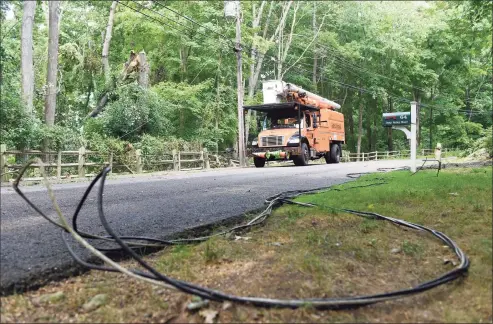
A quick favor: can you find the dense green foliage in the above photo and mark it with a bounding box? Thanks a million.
[1,1,491,155]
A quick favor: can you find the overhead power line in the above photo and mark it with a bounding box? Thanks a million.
[154,1,233,43]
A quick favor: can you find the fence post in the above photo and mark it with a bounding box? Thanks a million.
[135,149,142,173]
[203,148,210,169]
[177,150,181,171]
[375,151,378,161]
[200,149,205,169]
[172,150,178,171]
[108,152,113,175]
[1,144,6,182]
[57,151,62,180]
[78,146,86,179]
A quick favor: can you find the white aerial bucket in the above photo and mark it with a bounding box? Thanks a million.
[224,1,238,19]
[262,80,285,104]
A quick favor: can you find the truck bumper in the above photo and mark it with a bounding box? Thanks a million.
[250,146,301,160]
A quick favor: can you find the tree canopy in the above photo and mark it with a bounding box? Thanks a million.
[1,0,491,155]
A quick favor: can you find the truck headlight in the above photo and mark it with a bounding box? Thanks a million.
[287,135,299,144]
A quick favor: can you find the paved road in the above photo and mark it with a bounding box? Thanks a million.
[1,160,409,293]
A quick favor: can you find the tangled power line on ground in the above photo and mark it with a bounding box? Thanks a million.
[13,159,469,309]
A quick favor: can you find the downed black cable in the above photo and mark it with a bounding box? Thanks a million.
[411,157,442,177]
[14,163,469,309]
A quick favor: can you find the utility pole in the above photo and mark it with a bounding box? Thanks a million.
[235,1,246,167]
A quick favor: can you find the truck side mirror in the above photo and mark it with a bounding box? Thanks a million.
[313,114,318,128]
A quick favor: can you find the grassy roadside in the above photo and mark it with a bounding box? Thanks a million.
[1,167,491,323]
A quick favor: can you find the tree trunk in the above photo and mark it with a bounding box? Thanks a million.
[249,1,285,94]
[387,96,393,151]
[102,1,117,85]
[245,1,266,146]
[372,97,378,151]
[372,115,377,152]
[356,92,364,158]
[312,2,317,88]
[179,108,184,137]
[429,106,433,150]
[340,87,348,110]
[417,100,421,147]
[21,1,36,114]
[84,73,93,113]
[366,104,372,152]
[247,1,265,99]
[138,51,149,88]
[347,99,355,152]
[280,11,327,80]
[44,0,60,128]
[276,1,295,80]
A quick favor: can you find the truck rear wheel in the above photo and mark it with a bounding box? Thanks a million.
[329,143,340,164]
[293,143,309,166]
[253,157,266,168]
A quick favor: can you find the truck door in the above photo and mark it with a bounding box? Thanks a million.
[304,113,315,146]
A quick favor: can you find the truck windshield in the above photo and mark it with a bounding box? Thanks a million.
[263,117,305,130]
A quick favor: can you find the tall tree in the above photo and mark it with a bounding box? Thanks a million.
[312,2,317,87]
[245,1,266,145]
[356,90,364,157]
[249,1,291,89]
[102,1,117,84]
[247,0,266,98]
[21,1,36,114]
[44,1,60,128]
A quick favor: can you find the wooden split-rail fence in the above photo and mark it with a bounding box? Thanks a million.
[0,144,216,182]
[342,148,451,162]
[1,144,451,183]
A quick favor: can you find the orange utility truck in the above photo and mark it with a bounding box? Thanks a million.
[244,81,344,167]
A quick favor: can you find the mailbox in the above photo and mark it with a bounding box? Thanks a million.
[382,112,411,127]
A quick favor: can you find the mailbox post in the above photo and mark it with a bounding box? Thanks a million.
[382,102,417,172]
[410,101,417,173]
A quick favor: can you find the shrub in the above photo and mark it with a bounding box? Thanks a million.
[95,84,172,141]
[0,104,43,150]
[482,131,492,157]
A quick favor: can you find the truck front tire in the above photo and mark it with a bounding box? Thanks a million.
[254,157,266,168]
[324,151,331,164]
[293,143,309,166]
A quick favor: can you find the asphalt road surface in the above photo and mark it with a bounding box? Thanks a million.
[1,160,410,293]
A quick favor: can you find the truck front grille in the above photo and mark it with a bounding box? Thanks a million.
[261,135,284,147]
